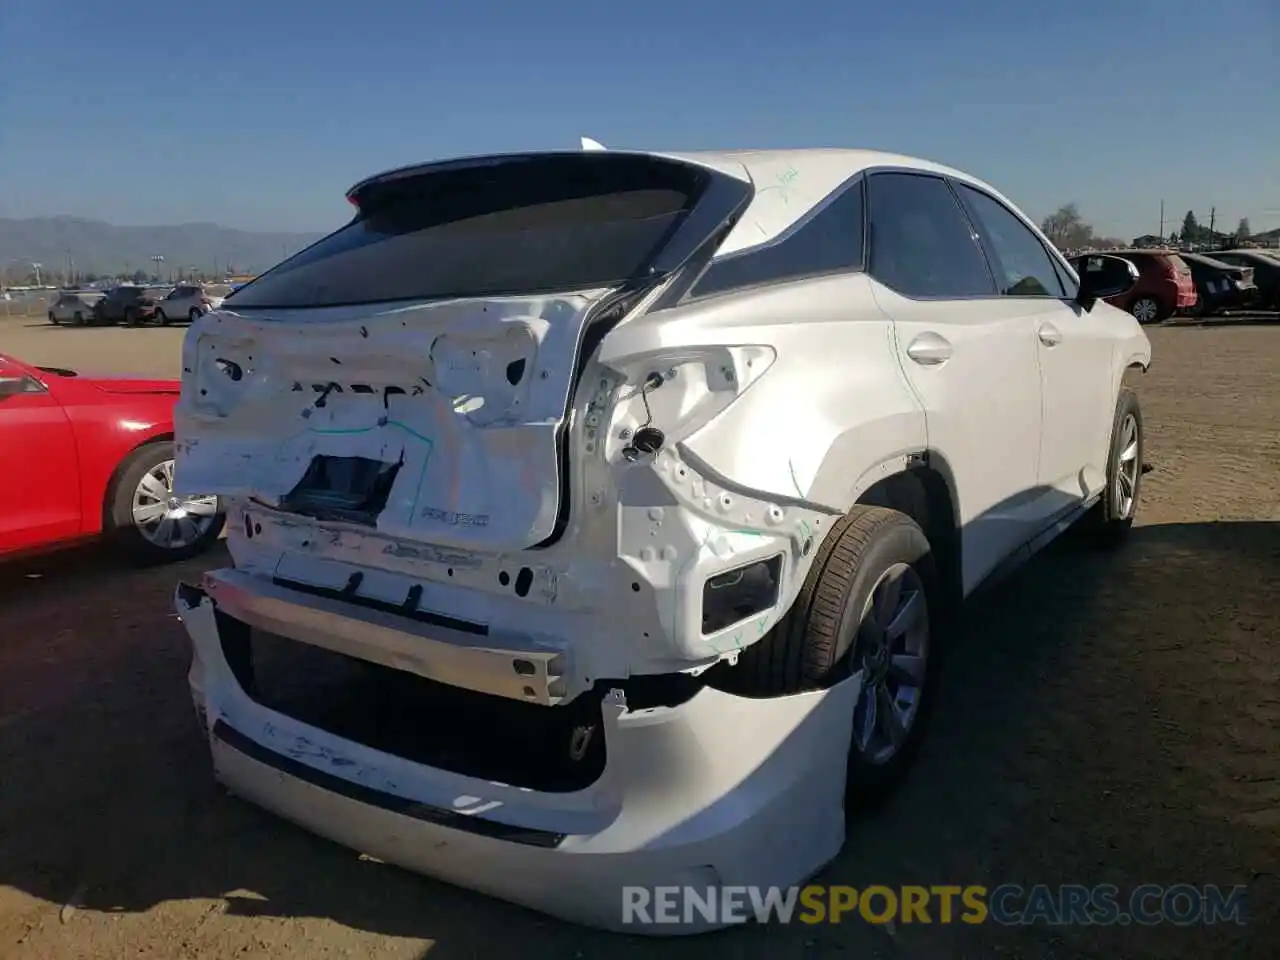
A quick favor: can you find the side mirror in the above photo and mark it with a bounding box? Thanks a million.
[1076,255,1139,309]
[0,375,31,399]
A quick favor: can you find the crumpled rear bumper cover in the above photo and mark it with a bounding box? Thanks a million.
[175,573,862,934]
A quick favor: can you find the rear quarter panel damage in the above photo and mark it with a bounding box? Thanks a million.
[594,272,927,660]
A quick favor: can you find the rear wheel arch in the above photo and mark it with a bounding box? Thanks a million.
[857,457,961,615]
[708,453,961,692]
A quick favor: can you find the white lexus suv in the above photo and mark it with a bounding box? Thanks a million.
[173,147,1151,933]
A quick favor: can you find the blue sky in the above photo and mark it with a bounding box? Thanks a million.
[2,0,1277,239]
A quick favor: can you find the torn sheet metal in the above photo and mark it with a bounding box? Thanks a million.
[175,293,608,553]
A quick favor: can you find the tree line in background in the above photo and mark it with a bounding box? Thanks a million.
[1040,204,1267,252]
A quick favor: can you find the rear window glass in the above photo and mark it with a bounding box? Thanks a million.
[227,157,709,310]
[1165,255,1191,275]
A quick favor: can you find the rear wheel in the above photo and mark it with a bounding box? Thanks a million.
[730,506,940,803]
[188,307,202,323]
[122,307,137,326]
[1131,296,1162,324]
[73,311,85,326]
[48,311,58,325]
[107,440,225,564]
[155,309,170,326]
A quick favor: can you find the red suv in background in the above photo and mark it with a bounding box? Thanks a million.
[1069,249,1197,323]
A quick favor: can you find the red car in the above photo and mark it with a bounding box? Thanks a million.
[1069,249,1197,324]
[0,352,225,563]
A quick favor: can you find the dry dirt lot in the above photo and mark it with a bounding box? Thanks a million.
[1,314,1277,959]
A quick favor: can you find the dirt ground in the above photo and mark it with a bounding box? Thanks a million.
[1,314,1277,959]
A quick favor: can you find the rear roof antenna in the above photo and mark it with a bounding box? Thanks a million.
[580,137,607,151]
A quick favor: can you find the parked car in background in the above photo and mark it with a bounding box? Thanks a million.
[1068,249,1196,323]
[1205,249,1280,309]
[92,284,163,325]
[1178,252,1258,315]
[0,351,225,563]
[173,146,1152,932]
[47,290,105,325]
[153,283,225,325]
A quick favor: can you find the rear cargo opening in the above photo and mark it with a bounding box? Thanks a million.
[279,455,403,526]
[215,610,608,793]
[177,151,752,553]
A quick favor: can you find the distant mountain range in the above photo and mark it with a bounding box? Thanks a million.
[0,216,327,281]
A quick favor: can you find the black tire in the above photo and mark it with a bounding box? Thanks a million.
[1130,296,1163,324]
[731,506,941,802]
[156,309,170,326]
[73,311,85,326]
[48,311,59,325]
[1087,387,1144,546]
[106,440,226,565]
[122,307,137,326]
[188,307,202,323]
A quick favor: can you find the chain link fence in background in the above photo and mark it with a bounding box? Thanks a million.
[1,292,54,319]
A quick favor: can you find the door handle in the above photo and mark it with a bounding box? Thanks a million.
[1038,323,1062,346]
[905,332,953,365]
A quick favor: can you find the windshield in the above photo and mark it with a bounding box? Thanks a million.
[226,155,710,310]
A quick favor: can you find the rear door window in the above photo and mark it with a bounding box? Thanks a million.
[227,156,716,309]
[954,184,1065,297]
[866,173,996,298]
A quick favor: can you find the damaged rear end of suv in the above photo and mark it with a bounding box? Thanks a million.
[172,149,875,933]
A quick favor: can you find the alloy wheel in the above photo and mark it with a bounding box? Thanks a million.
[131,459,219,550]
[1132,298,1159,323]
[1113,413,1140,519]
[850,562,930,766]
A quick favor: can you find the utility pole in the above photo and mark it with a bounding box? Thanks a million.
[1159,200,1164,240]
[1208,207,1216,241]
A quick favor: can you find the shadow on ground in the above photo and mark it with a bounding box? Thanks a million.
[0,523,1276,959]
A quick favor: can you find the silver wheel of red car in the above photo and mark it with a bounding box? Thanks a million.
[131,458,219,549]
[108,440,225,564]
[1131,297,1160,324]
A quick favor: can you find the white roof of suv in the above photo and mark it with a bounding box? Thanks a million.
[664,148,1009,255]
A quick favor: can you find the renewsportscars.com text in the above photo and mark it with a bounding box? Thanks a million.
[621,883,1249,927]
